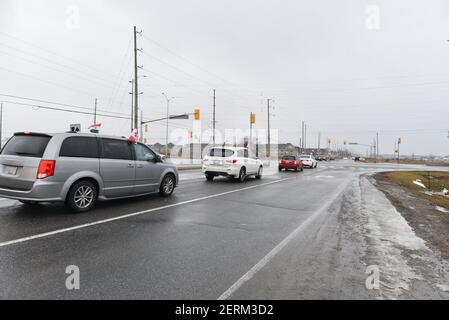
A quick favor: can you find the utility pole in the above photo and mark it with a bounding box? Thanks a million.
[133,26,141,131]
[301,121,305,153]
[376,132,379,159]
[250,112,253,150]
[318,131,321,151]
[213,89,216,146]
[0,103,3,149]
[162,93,174,157]
[129,80,134,132]
[140,111,143,143]
[267,99,272,157]
[93,98,98,125]
[304,123,307,150]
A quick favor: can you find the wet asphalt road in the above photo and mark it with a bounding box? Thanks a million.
[0,160,447,299]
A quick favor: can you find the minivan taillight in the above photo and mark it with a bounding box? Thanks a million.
[37,160,56,179]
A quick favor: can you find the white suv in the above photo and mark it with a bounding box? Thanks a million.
[299,154,318,168]
[202,147,263,182]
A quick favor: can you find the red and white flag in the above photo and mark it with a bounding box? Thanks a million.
[88,123,102,129]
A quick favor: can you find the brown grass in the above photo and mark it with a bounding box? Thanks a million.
[377,171,449,209]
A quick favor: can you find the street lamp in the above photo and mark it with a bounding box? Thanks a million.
[162,93,175,157]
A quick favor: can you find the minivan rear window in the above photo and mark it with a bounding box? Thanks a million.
[60,136,99,158]
[209,148,234,157]
[1,135,51,158]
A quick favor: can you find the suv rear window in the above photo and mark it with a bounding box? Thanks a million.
[1,135,51,158]
[209,148,234,157]
[60,136,99,158]
[282,156,296,160]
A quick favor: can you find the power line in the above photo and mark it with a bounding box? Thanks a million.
[141,34,234,86]
[0,100,131,120]
[0,42,116,86]
[0,48,116,90]
[0,93,129,116]
[0,31,118,78]
[0,66,103,98]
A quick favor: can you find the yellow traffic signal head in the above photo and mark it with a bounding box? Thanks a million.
[251,113,256,124]
[194,108,201,121]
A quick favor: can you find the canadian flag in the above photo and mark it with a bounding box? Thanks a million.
[129,128,138,144]
[88,123,102,129]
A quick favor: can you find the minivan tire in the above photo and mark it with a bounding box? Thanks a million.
[206,174,214,182]
[160,174,176,197]
[66,180,98,213]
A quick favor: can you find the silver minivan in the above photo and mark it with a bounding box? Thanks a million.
[0,132,179,212]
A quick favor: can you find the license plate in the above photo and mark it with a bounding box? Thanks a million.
[212,160,223,166]
[4,166,18,175]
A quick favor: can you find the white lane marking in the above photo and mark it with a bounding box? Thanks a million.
[217,178,351,300]
[0,178,292,249]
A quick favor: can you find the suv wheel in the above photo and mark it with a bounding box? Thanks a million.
[160,174,175,197]
[238,167,246,183]
[256,166,263,179]
[206,174,214,182]
[67,180,97,213]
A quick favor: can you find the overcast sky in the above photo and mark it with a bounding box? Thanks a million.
[1,0,449,156]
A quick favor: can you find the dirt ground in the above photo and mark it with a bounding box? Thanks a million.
[373,172,449,260]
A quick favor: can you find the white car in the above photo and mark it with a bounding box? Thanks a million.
[299,154,318,168]
[202,147,263,182]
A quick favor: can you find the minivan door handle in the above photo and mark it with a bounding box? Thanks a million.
[127,163,135,168]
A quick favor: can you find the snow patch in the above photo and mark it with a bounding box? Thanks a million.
[360,177,430,299]
[437,284,449,292]
[413,179,426,189]
[435,206,449,213]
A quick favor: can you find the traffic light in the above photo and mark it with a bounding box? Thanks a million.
[398,137,402,144]
[327,138,332,145]
[343,140,347,145]
[250,113,256,124]
[144,124,148,133]
[194,108,201,121]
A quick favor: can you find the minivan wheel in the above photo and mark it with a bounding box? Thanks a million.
[160,174,175,197]
[238,167,246,182]
[206,174,214,182]
[256,166,263,179]
[67,180,97,213]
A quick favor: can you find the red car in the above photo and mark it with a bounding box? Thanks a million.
[279,155,304,172]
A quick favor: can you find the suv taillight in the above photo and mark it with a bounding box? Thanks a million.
[37,160,56,179]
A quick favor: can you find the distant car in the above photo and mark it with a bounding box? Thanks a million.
[299,154,318,168]
[0,132,179,212]
[279,155,304,172]
[202,147,263,182]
